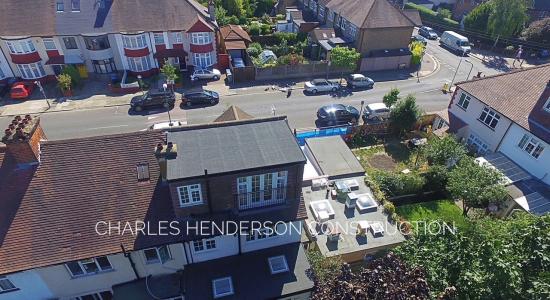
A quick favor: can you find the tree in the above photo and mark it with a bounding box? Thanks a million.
[223,0,244,18]
[447,157,507,215]
[521,17,550,43]
[394,213,550,299]
[487,0,529,37]
[423,135,467,167]
[329,46,360,83]
[57,74,72,93]
[160,59,179,91]
[389,94,422,136]
[306,249,344,283]
[436,8,452,20]
[464,1,493,32]
[382,88,400,108]
[312,253,431,299]
[410,41,425,66]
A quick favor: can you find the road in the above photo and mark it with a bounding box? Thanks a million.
[0,38,502,140]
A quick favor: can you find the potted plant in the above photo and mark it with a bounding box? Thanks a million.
[57,73,73,97]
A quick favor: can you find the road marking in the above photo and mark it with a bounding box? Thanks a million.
[147,116,159,120]
[87,125,129,130]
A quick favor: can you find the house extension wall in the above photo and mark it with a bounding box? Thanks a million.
[357,27,413,56]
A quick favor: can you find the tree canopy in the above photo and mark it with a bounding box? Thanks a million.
[394,213,550,299]
[311,253,432,300]
[389,94,422,136]
[464,1,493,33]
[330,46,360,70]
[382,88,400,108]
[521,17,550,44]
[423,135,467,167]
[487,0,529,37]
[446,157,507,215]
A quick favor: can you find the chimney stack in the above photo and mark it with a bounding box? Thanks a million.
[154,141,178,180]
[208,0,216,23]
[2,115,46,165]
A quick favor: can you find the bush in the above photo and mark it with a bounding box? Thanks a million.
[277,54,304,65]
[372,170,426,197]
[260,23,272,35]
[436,8,452,20]
[247,42,263,57]
[276,14,285,21]
[274,31,298,45]
[248,22,261,36]
[62,65,81,86]
[422,165,449,192]
[384,201,396,215]
[57,74,72,92]
[405,3,459,28]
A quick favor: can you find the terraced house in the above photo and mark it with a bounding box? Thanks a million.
[0,0,218,82]
[0,114,313,299]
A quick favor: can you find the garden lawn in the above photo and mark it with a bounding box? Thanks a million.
[352,140,418,173]
[396,200,468,230]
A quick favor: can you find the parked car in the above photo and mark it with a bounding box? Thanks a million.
[316,104,360,125]
[190,68,221,81]
[418,26,438,40]
[182,90,219,107]
[362,103,390,122]
[0,83,10,99]
[346,74,374,89]
[10,82,34,100]
[130,89,175,112]
[411,35,427,46]
[440,31,471,55]
[304,79,340,94]
[148,121,184,130]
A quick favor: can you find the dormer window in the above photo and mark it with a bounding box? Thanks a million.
[136,163,150,181]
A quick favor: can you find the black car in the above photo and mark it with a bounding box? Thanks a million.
[316,104,360,125]
[130,89,175,111]
[182,90,219,107]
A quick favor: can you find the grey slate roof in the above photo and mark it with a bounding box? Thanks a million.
[166,117,306,180]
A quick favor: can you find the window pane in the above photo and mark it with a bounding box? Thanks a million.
[67,262,84,276]
[81,259,99,273]
[158,246,171,263]
[144,248,159,262]
[0,278,16,291]
[96,256,112,270]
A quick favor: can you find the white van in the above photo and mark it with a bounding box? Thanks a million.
[440,31,471,55]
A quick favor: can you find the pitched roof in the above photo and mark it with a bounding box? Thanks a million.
[0,0,56,36]
[456,64,550,141]
[402,9,423,27]
[309,28,336,42]
[325,0,415,29]
[166,117,306,180]
[220,25,251,42]
[214,105,254,123]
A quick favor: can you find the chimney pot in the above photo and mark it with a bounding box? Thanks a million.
[8,124,15,130]
[156,143,163,152]
[167,142,173,149]
[25,114,32,121]
[14,115,21,122]
[4,128,12,135]
[11,120,18,126]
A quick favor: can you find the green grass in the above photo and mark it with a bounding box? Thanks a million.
[396,200,468,229]
[352,140,421,173]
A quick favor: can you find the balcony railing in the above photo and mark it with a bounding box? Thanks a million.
[235,186,288,210]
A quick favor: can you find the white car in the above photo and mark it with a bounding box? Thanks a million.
[304,79,340,94]
[148,121,184,130]
[190,68,221,81]
[362,103,390,122]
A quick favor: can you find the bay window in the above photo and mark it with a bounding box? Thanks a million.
[122,34,148,49]
[65,256,113,277]
[191,32,211,45]
[127,56,151,72]
[17,62,46,79]
[6,39,36,54]
[518,134,545,159]
[63,37,78,49]
[193,52,213,67]
[467,133,489,154]
[173,32,183,44]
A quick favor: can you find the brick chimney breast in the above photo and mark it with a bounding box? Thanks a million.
[2,115,46,165]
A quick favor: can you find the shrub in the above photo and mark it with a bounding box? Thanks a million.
[62,65,81,86]
[274,31,298,45]
[247,42,263,57]
[277,54,305,65]
[276,14,285,20]
[372,170,426,197]
[405,3,459,28]
[57,74,72,92]
[384,201,396,215]
[436,8,452,20]
[260,23,272,35]
[248,22,261,36]
[422,165,449,192]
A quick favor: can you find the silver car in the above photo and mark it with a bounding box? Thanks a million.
[362,102,390,122]
[346,74,374,89]
[304,79,340,94]
[190,68,221,81]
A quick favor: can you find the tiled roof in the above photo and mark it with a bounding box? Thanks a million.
[325,0,414,29]
[220,25,251,42]
[402,9,423,27]
[214,105,254,122]
[310,28,336,42]
[0,131,178,275]
[0,0,56,36]
[456,64,550,139]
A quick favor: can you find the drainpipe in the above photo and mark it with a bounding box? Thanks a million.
[204,169,213,215]
[495,121,513,152]
[121,244,140,279]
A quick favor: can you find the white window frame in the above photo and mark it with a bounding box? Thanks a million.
[74,291,112,300]
[122,34,148,49]
[245,226,277,242]
[126,56,151,72]
[173,32,183,44]
[467,133,489,154]
[0,67,5,80]
[212,277,234,298]
[478,107,501,129]
[0,276,17,293]
[71,0,80,12]
[65,256,113,278]
[43,38,57,50]
[143,245,171,264]
[56,1,64,12]
[16,62,46,79]
[136,163,150,181]
[544,97,550,113]
[63,36,78,49]
[177,184,203,207]
[193,52,213,67]
[237,171,288,209]
[457,93,470,110]
[193,238,216,252]
[6,39,36,54]
[518,134,545,159]
[191,32,211,45]
[153,33,165,45]
[268,255,289,274]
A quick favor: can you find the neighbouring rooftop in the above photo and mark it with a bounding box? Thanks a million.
[303,136,365,179]
[166,117,306,180]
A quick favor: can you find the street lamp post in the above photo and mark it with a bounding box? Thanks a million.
[464,59,474,81]
[417,49,426,83]
[450,49,467,89]
[137,75,144,96]
[162,83,172,126]
[359,100,365,124]
[34,81,51,109]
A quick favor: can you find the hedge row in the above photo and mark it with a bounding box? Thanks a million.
[405,3,459,29]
